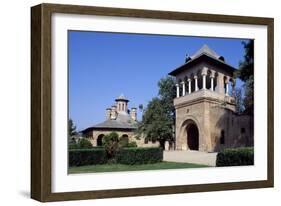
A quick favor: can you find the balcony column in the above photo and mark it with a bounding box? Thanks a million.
[181,81,186,96]
[188,78,191,94]
[231,79,236,96]
[194,75,198,91]
[216,72,225,94]
[225,76,230,96]
[210,71,215,91]
[201,67,208,90]
[176,83,180,98]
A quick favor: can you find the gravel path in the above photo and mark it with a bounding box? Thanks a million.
[163,150,217,166]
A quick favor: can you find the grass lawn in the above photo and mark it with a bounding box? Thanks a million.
[69,161,210,174]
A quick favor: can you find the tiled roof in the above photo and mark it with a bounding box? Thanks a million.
[82,113,137,132]
[115,93,129,102]
[168,44,236,76]
[190,44,221,60]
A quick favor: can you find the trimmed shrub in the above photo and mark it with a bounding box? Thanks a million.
[126,141,137,148]
[69,143,79,150]
[69,146,163,167]
[103,132,120,159]
[68,138,93,149]
[216,147,254,167]
[116,147,163,165]
[78,138,93,149]
[69,148,107,167]
[94,146,105,149]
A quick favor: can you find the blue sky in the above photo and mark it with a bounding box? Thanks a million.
[68,31,249,131]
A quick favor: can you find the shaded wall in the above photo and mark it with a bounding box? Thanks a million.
[175,98,253,152]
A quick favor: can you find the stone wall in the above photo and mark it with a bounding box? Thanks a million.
[174,94,253,152]
[84,129,159,148]
[208,103,253,152]
[175,97,211,151]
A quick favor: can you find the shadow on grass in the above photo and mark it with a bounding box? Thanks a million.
[69,161,210,174]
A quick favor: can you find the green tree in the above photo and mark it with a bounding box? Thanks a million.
[234,88,244,114]
[243,75,254,114]
[119,135,129,147]
[137,76,176,147]
[103,132,119,159]
[235,40,254,114]
[158,76,176,119]
[236,40,254,81]
[68,119,77,136]
[78,138,93,149]
[68,138,93,149]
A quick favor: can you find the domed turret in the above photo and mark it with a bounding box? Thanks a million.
[115,94,129,113]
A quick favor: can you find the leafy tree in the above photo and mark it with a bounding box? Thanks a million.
[78,138,93,149]
[243,75,254,114]
[69,142,79,149]
[236,40,254,81]
[68,119,77,136]
[137,76,176,147]
[103,132,119,159]
[234,88,244,114]
[119,135,129,147]
[68,138,93,149]
[158,76,176,119]
[235,40,254,114]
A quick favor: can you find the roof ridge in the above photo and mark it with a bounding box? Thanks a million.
[190,44,220,60]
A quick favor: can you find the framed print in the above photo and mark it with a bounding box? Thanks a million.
[31,3,274,202]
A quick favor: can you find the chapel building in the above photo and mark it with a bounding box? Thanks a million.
[82,94,137,146]
[82,94,159,147]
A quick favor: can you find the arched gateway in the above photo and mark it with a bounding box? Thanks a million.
[178,118,201,151]
[186,123,199,150]
[97,134,104,146]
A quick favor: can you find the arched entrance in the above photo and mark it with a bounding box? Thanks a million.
[97,134,104,146]
[119,134,129,147]
[186,123,199,150]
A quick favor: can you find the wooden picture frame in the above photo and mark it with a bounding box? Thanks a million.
[31,3,274,202]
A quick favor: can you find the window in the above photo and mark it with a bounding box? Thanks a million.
[241,128,246,134]
[220,130,225,144]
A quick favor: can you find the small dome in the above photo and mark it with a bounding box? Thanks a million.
[115,94,129,102]
[118,94,126,99]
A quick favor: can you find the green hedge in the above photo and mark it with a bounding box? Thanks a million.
[69,143,79,150]
[216,147,254,167]
[69,148,107,167]
[69,147,163,167]
[68,138,93,150]
[116,147,163,165]
[126,141,137,148]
